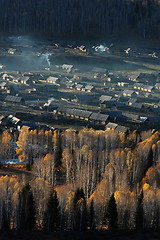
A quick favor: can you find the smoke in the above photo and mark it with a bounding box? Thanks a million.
[93,44,110,53]
[45,53,51,67]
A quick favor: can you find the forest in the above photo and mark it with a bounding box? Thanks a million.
[1,0,160,38]
[0,126,159,231]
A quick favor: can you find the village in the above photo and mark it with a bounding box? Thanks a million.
[0,36,160,138]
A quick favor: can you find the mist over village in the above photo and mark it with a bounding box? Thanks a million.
[0,1,160,240]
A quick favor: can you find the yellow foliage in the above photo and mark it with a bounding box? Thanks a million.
[143,183,150,192]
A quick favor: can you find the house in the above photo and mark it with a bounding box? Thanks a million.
[99,95,112,103]
[148,117,160,123]
[73,94,93,103]
[76,84,84,91]
[2,74,10,80]
[122,113,141,123]
[141,85,153,92]
[122,90,137,97]
[21,76,32,85]
[0,115,7,125]
[127,98,138,106]
[66,82,75,89]
[0,82,7,90]
[130,103,143,110]
[62,64,74,73]
[73,109,92,120]
[5,95,25,104]
[137,73,156,80]
[83,85,94,93]
[47,76,60,84]
[0,64,5,69]
[118,82,129,87]
[144,92,151,98]
[13,77,21,83]
[8,48,16,54]
[65,108,92,121]
[106,122,118,130]
[106,73,115,82]
[154,83,160,90]
[116,125,128,133]
[7,115,21,126]
[128,75,138,82]
[89,112,109,124]
[134,83,143,90]
[106,111,124,121]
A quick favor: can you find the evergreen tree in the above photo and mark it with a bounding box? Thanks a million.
[73,188,87,231]
[88,200,95,231]
[1,203,10,231]
[136,190,143,229]
[43,190,60,231]
[106,193,118,230]
[19,183,36,230]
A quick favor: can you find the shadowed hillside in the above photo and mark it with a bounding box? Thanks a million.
[1,0,160,38]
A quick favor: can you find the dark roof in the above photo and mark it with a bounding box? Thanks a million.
[106,111,123,118]
[5,95,24,103]
[148,117,160,122]
[128,98,137,104]
[122,113,140,121]
[150,107,160,113]
[75,94,93,101]
[90,112,109,122]
[130,103,143,109]
[58,107,92,118]
[116,125,128,132]
[115,102,125,107]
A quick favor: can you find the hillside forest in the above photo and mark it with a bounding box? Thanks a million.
[1,0,160,38]
[0,126,159,231]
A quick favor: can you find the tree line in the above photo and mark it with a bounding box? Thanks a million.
[1,0,160,38]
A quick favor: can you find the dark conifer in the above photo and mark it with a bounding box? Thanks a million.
[43,190,60,231]
[88,200,95,231]
[73,188,87,231]
[106,193,118,230]
[19,183,36,230]
[136,190,143,229]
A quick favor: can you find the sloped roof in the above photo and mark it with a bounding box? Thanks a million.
[47,76,59,82]
[5,95,24,103]
[106,122,118,129]
[90,112,109,122]
[100,95,112,102]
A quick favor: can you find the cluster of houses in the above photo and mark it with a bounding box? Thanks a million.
[54,105,160,129]
[0,59,159,131]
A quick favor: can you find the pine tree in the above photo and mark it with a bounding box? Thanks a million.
[136,190,143,229]
[19,183,36,230]
[43,190,60,231]
[1,203,10,231]
[88,200,95,231]
[106,193,118,230]
[73,188,87,231]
